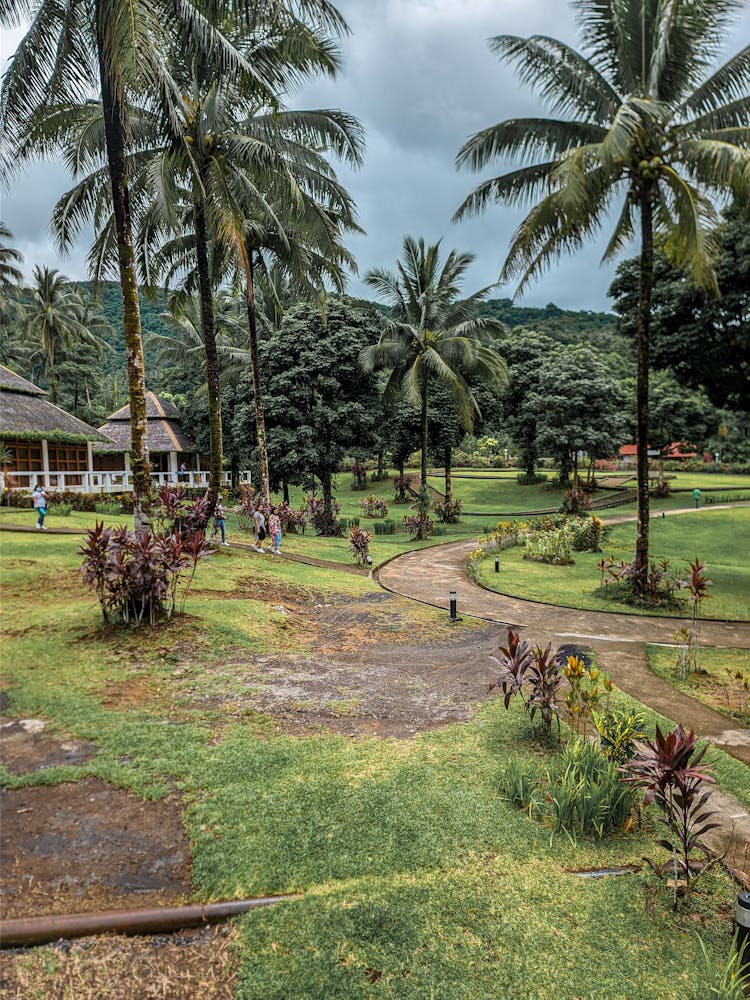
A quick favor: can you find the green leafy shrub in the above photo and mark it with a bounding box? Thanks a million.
[561,655,613,737]
[697,933,750,999]
[548,739,634,839]
[501,758,539,815]
[516,472,547,485]
[373,519,397,535]
[53,502,73,516]
[94,501,122,516]
[593,709,647,765]
[570,515,604,552]
[524,521,576,565]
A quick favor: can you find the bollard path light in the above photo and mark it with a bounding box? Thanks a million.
[736,892,750,977]
[449,590,457,621]
[494,555,500,573]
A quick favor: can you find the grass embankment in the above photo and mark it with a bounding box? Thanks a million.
[648,645,750,729]
[1,531,748,997]
[475,509,750,621]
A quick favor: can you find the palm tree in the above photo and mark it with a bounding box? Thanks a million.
[0,222,25,346]
[23,266,109,404]
[0,0,259,532]
[0,221,23,291]
[135,92,363,512]
[454,0,750,587]
[46,46,362,513]
[362,237,507,489]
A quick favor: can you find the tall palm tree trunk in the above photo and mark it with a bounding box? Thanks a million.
[420,380,428,488]
[241,247,270,510]
[193,198,222,516]
[444,445,452,504]
[634,189,654,585]
[96,12,150,534]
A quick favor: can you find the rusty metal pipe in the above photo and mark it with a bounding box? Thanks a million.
[0,894,299,949]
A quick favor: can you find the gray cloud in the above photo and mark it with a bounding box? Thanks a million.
[3,1,749,311]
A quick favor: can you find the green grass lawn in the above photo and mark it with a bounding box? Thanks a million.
[1,529,749,997]
[476,508,750,621]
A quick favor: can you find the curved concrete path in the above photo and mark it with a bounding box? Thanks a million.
[378,539,750,765]
[378,539,750,870]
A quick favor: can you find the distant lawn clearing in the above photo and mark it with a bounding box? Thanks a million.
[476,508,750,621]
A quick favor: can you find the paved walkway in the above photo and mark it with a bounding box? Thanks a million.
[377,538,750,870]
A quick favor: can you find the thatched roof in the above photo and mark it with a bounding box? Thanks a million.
[0,365,112,442]
[94,391,197,454]
[1,365,47,396]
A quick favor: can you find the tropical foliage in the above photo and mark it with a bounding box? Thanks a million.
[456,0,750,589]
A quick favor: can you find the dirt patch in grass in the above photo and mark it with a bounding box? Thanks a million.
[0,732,237,999]
[101,676,157,710]
[0,715,98,775]
[178,599,501,739]
[0,777,193,920]
[0,924,239,1000]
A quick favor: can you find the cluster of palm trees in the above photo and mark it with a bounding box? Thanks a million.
[0,233,114,406]
[2,0,748,581]
[1,0,364,532]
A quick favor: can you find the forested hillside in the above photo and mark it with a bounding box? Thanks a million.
[81,282,628,384]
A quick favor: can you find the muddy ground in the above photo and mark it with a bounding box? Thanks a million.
[0,591,503,999]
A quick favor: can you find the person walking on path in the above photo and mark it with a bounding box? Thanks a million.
[693,488,701,509]
[252,506,267,553]
[269,507,282,555]
[32,484,48,530]
[213,499,229,546]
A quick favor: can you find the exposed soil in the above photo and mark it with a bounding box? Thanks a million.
[0,777,192,921]
[0,925,238,999]
[0,597,504,997]
[0,716,97,775]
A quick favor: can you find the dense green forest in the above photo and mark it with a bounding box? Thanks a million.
[78,282,628,391]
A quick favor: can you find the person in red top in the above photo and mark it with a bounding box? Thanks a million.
[269,507,282,555]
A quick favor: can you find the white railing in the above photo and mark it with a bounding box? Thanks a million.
[4,470,252,494]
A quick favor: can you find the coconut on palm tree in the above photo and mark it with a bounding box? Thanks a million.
[362,236,507,490]
[455,0,750,590]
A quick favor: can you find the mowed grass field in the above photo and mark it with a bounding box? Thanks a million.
[475,508,750,621]
[1,527,749,998]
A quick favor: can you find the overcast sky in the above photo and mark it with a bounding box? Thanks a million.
[2,1,749,311]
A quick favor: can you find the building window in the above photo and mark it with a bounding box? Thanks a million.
[48,444,88,472]
[2,441,43,472]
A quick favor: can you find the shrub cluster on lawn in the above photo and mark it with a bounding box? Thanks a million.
[492,628,718,904]
[359,493,389,517]
[468,514,604,578]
